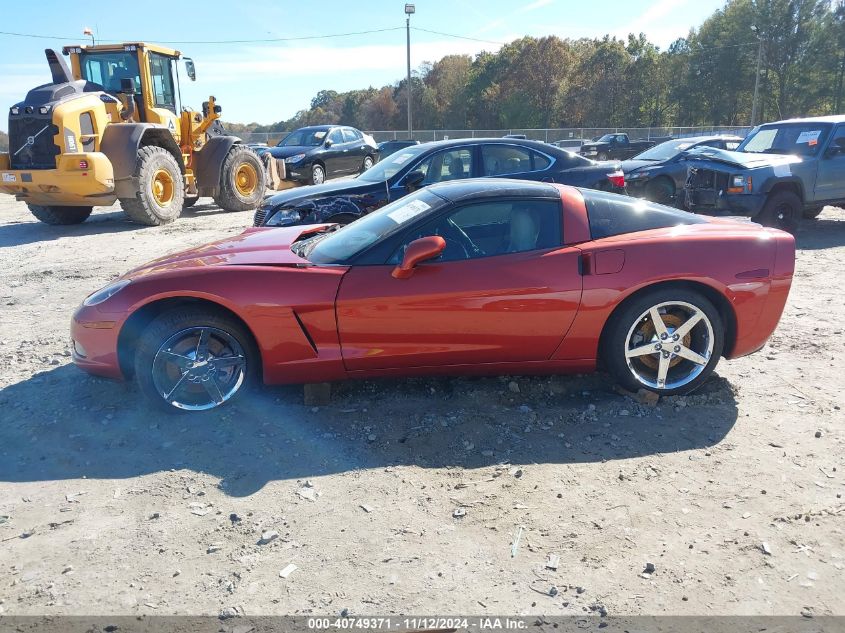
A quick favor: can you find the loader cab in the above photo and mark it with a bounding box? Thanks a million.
[64,43,186,135]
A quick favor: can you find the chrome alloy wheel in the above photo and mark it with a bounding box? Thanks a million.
[151,327,246,411]
[624,300,714,391]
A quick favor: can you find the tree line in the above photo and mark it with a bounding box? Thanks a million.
[225,0,843,138]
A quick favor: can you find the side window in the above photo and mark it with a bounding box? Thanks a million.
[829,126,845,154]
[342,128,359,143]
[481,145,532,176]
[585,190,707,239]
[328,129,344,145]
[389,199,562,264]
[413,148,473,184]
[532,151,551,170]
[149,53,176,112]
[725,141,740,150]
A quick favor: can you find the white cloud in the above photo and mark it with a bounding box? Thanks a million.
[195,39,499,84]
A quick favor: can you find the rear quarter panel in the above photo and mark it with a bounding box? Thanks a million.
[554,224,794,361]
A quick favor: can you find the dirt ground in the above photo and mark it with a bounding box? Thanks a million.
[0,197,842,618]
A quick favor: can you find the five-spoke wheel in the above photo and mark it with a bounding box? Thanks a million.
[135,309,257,412]
[605,289,724,395]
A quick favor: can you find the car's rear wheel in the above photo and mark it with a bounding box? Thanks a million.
[755,190,801,233]
[645,177,675,205]
[604,288,724,396]
[134,308,259,413]
[311,163,326,185]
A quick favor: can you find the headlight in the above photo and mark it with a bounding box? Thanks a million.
[627,171,649,180]
[266,208,303,227]
[284,153,306,164]
[731,175,746,188]
[83,279,131,306]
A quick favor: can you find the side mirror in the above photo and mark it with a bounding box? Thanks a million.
[825,140,845,158]
[325,139,334,148]
[404,170,425,191]
[119,77,136,95]
[392,236,446,279]
[184,58,196,81]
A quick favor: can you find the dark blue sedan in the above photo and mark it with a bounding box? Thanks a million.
[254,138,626,227]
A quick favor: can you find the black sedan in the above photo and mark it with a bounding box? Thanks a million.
[621,135,743,205]
[260,125,379,185]
[254,138,626,227]
[377,139,421,158]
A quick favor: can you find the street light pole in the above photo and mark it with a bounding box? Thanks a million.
[405,4,415,139]
[750,25,764,126]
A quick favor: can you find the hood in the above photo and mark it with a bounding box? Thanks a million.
[266,145,318,159]
[262,178,378,209]
[683,147,803,170]
[620,159,660,173]
[124,226,328,278]
[580,141,608,150]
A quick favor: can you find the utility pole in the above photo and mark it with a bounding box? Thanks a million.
[750,25,764,126]
[405,4,415,139]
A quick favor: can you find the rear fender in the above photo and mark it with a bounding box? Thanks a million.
[193,135,239,197]
[100,124,184,198]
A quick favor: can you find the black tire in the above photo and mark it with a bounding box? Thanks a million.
[134,307,260,413]
[802,205,823,219]
[597,152,609,161]
[213,145,265,212]
[311,163,326,185]
[183,195,199,209]
[603,287,724,396]
[27,204,92,225]
[644,177,675,206]
[754,190,801,234]
[119,146,185,226]
[360,155,375,173]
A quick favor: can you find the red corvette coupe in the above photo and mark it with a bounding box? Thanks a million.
[71,180,795,412]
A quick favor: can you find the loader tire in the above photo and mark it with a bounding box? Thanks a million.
[213,145,265,212]
[119,146,185,226]
[27,204,92,225]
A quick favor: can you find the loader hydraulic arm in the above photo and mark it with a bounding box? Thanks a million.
[196,96,222,136]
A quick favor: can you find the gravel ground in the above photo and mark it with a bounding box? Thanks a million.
[0,198,842,618]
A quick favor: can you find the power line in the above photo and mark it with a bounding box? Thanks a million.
[411,27,505,46]
[0,27,405,45]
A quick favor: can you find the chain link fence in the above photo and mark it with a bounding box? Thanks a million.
[237,126,751,146]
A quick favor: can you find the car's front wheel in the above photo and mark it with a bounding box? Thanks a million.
[597,152,609,161]
[755,190,801,234]
[311,163,326,185]
[603,288,724,396]
[360,155,374,173]
[134,307,259,412]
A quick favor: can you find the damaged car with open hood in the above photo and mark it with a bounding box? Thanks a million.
[682,116,845,233]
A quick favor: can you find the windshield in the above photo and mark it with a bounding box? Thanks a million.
[301,189,446,264]
[634,139,696,161]
[596,134,616,142]
[357,144,429,182]
[278,129,328,147]
[79,51,141,93]
[738,123,832,157]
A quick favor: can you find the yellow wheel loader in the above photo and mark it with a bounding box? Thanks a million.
[0,44,267,226]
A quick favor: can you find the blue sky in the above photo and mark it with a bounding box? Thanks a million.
[0,0,725,130]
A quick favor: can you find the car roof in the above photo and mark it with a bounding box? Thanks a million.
[411,137,561,152]
[761,115,845,125]
[295,125,336,131]
[426,178,560,203]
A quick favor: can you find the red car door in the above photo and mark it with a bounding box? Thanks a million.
[335,198,583,371]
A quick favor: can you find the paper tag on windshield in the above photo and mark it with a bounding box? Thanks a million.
[387,199,430,223]
[796,130,821,144]
[392,153,414,165]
